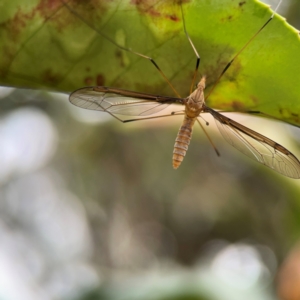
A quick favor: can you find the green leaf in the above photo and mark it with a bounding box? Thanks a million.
[1,0,300,126]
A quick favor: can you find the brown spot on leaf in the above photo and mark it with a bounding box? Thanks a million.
[6,0,71,40]
[84,76,93,85]
[42,69,61,85]
[131,0,161,17]
[231,100,245,111]
[239,1,246,7]
[131,0,181,22]
[115,49,125,68]
[0,0,80,42]
[221,14,236,23]
[96,74,105,86]
[0,8,34,41]
[169,14,180,22]
[36,0,64,17]
[40,0,110,33]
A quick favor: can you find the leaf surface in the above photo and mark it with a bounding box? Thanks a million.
[1,0,300,125]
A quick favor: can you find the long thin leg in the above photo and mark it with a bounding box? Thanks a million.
[61,0,181,98]
[180,4,200,95]
[196,119,220,156]
[205,0,282,101]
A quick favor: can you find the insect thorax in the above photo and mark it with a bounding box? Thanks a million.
[185,87,205,118]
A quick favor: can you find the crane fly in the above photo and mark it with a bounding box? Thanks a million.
[67,0,300,179]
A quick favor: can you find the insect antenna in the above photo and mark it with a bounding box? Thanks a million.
[205,0,282,101]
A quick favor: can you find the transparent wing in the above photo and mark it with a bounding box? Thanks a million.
[70,86,184,118]
[204,105,300,178]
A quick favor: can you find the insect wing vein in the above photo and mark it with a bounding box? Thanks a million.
[70,87,182,117]
[204,106,300,178]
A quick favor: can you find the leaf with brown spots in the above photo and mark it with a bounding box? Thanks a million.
[0,0,300,126]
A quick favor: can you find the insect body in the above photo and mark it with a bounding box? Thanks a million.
[173,76,205,169]
[70,74,300,178]
[68,0,300,179]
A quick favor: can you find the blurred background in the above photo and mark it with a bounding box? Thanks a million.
[1,1,300,300]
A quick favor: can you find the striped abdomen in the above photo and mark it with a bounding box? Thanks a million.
[173,116,196,169]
